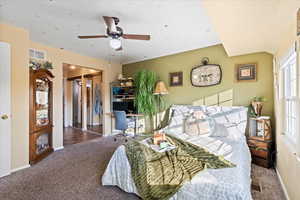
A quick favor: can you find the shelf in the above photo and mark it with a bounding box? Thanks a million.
[247,136,272,142]
[36,106,48,110]
[112,86,135,88]
[113,95,134,98]
[113,98,135,102]
[114,97,135,99]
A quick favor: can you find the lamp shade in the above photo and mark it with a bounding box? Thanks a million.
[153,80,168,95]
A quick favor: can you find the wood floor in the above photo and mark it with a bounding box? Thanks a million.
[87,125,103,133]
[63,127,102,146]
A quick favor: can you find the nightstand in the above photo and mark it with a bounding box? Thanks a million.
[247,116,273,168]
[247,137,273,168]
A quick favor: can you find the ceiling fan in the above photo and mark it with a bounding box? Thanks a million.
[78,16,151,51]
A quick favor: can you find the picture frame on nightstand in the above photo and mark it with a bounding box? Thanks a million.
[249,116,271,140]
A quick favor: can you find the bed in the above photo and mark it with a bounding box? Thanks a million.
[102,105,252,200]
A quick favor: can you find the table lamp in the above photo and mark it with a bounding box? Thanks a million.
[153,80,168,128]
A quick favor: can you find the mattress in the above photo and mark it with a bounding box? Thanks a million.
[102,129,252,200]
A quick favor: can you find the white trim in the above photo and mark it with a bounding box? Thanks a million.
[282,135,298,155]
[279,42,297,68]
[54,146,64,151]
[276,168,291,200]
[11,164,30,173]
[0,172,11,178]
[89,122,102,126]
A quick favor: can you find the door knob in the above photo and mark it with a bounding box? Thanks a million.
[1,114,9,120]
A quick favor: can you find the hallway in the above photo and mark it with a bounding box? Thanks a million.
[63,127,102,146]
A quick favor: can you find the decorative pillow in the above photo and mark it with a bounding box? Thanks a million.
[202,106,248,135]
[164,105,194,134]
[209,122,229,137]
[184,111,213,136]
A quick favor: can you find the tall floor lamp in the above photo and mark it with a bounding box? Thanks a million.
[153,80,168,129]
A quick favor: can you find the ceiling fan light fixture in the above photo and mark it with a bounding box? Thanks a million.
[109,38,121,49]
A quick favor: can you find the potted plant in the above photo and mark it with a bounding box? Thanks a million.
[42,61,54,70]
[251,96,267,117]
[134,70,158,132]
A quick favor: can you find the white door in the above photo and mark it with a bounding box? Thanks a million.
[0,42,11,178]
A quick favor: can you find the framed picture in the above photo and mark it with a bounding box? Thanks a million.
[191,64,222,87]
[169,72,183,86]
[236,63,257,82]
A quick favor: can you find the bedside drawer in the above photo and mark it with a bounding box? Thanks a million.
[250,148,268,159]
[247,139,269,150]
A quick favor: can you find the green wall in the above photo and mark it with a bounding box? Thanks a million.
[123,44,274,117]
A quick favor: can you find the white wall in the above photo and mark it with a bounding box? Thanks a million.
[273,15,300,200]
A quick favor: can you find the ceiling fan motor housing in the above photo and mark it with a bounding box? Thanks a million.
[107,26,123,39]
[112,17,120,25]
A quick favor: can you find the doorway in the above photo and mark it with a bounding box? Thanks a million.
[63,64,103,146]
[72,79,82,128]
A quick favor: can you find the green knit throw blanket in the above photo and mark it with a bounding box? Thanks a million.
[124,135,235,200]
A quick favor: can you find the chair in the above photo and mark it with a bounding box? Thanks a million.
[114,111,128,142]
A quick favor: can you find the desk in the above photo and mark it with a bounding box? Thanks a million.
[106,113,144,135]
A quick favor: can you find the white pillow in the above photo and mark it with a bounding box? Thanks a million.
[209,123,229,137]
[202,106,248,135]
[165,105,190,134]
[184,113,211,136]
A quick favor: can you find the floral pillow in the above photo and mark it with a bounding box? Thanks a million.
[184,111,212,136]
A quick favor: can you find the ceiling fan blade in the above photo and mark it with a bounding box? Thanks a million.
[78,35,108,39]
[115,46,123,51]
[103,16,117,32]
[122,34,150,40]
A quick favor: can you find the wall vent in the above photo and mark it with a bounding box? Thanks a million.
[29,48,47,60]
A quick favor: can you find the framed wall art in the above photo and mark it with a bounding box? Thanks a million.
[190,57,222,87]
[169,71,183,87]
[236,63,257,82]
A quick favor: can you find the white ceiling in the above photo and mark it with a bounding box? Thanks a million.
[0,0,220,64]
[201,0,300,57]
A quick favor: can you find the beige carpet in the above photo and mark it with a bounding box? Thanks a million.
[251,165,286,200]
[0,136,286,200]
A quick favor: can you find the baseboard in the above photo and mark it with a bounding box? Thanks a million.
[276,167,291,200]
[11,164,30,173]
[0,172,11,178]
[89,123,101,126]
[54,146,64,151]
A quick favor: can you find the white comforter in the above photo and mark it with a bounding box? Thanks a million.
[102,130,252,200]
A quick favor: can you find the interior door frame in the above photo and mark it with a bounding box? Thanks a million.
[0,42,11,178]
[72,79,82,128]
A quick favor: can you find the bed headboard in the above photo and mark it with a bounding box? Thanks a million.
[192,89,233,106]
